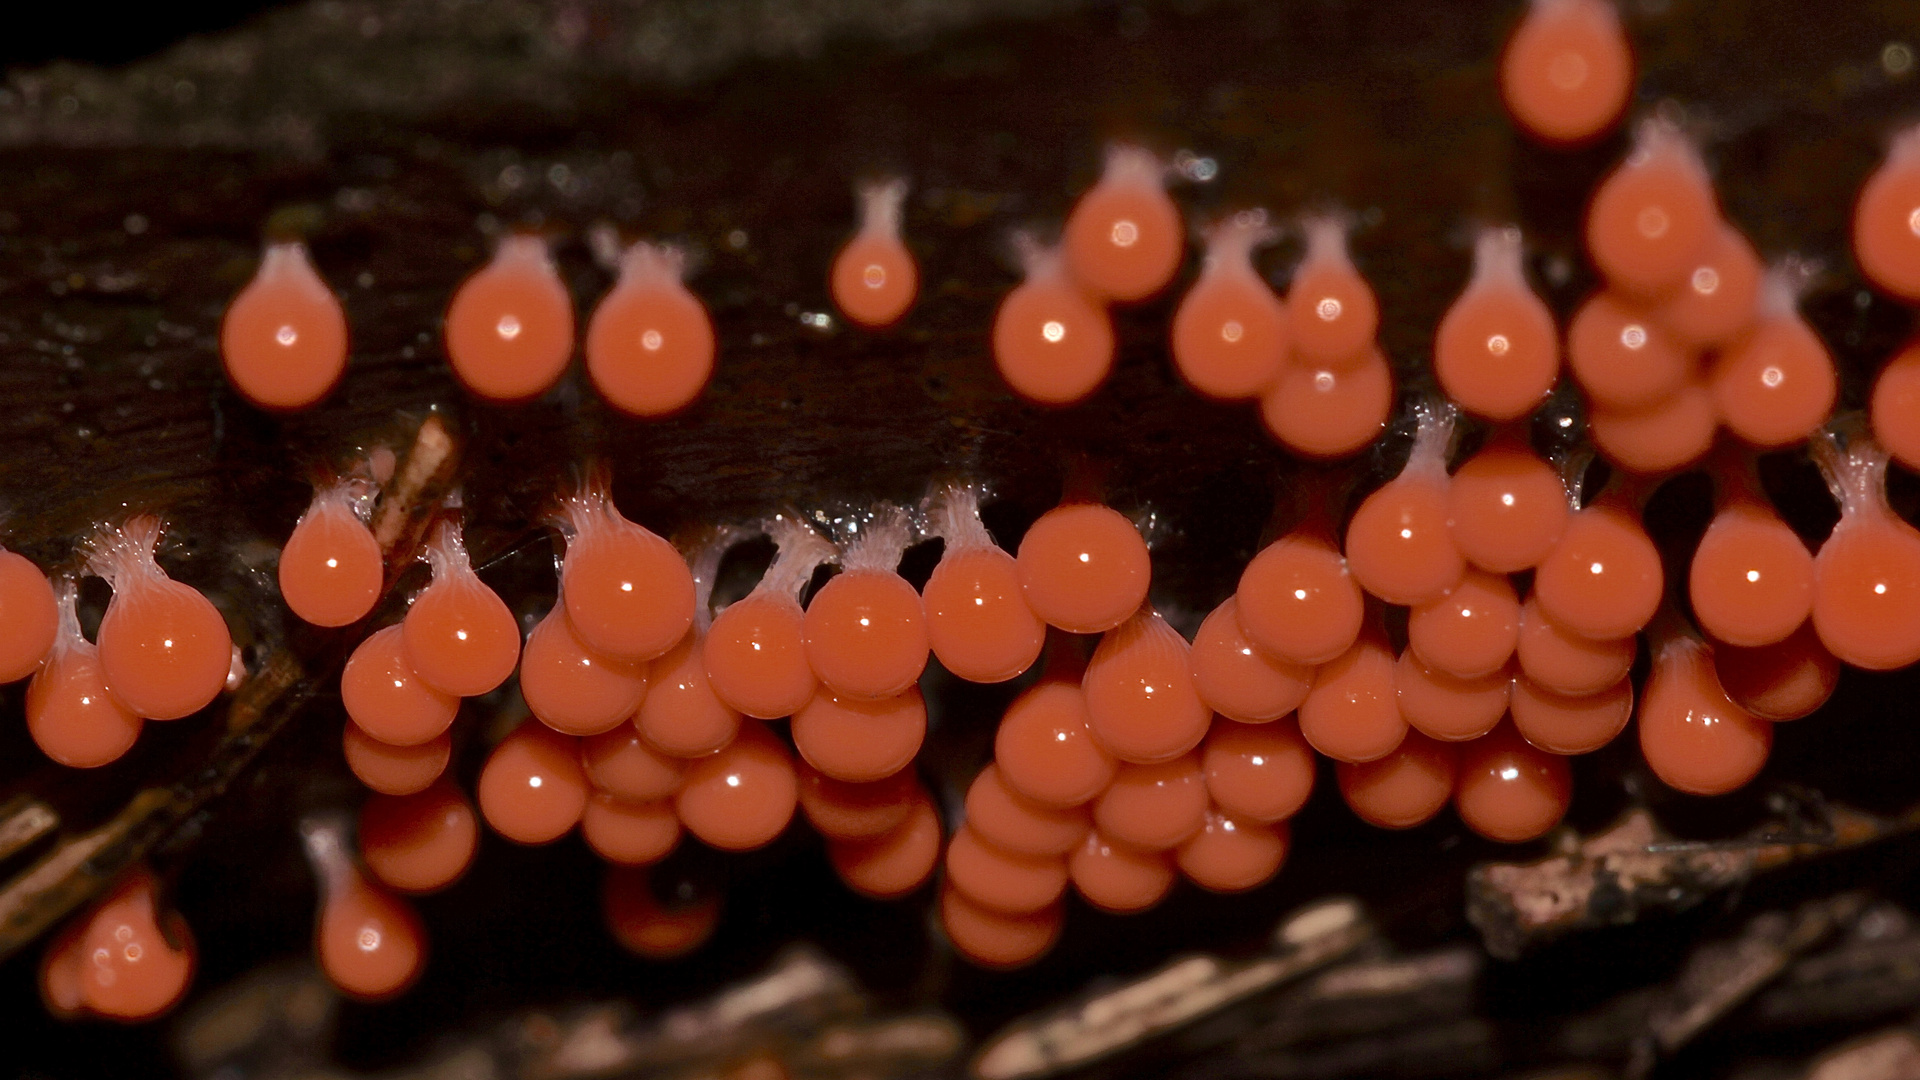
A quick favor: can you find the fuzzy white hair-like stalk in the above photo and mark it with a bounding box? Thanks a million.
[83,514,164,590]
[839,504,915,573]
[928,484,995,552]
[758,515,838,600]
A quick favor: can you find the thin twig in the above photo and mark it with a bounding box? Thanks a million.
[0,795,58,862]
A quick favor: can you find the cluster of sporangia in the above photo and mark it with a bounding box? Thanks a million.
[15,0,1920,1017]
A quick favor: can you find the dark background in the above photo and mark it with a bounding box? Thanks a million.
[0,3,299,68]
[0,2,1917,1077]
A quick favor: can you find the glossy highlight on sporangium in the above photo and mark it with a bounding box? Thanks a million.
[923,484,1045,684]
[1500,0,1633,146]
[555,471,694,662]
[992,235,1114,406]
[401,519,519,699]
[85,515,233,722]
[585,240,716,417]
[1171,210,1287,400]
[444,233,574,403]
[803,506,928,701]
[280,478,381,628]
[1062,144,1183,303]
[220,240,348,410]
[831,177,918,328]
[28,579,142,769]
[704,516,836,719]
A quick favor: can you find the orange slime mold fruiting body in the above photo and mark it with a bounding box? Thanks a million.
[86,515,233,721]
[1298,622,1409,763]
[602,868,720,959]
[1714,621,1840,721]
[828,796,941,898]
[27,579,143,769]
[992,236,1114,406]
[1688,457,1814,647]
[444,233,574,403]
[1201,716,1316,824]
[1499,0,1633,146]
[1587,378,1718,475]
[220,240,349,410]
[1407,567,1521,680]
[477,719,590,845]
[400,519,519,698]
[1176,813,1289,893]
[1189,595,1312,723]
[1016,500,1150,635]
[944,825,1069,915]
[1092,754,1208,852]
[799,762,923,841]
[579,725,685,802]
[1509,673,1632,754]
[1068,830,1176,913]
[520,599,650,737]
[940,884,1062,969]
[1433,227,1560,420]
[993,670,1117,808]
[641,628,743,756]
[586,240,716,417]
[1286,214,1379,367]
[638,532,744,756]
[1852,125,1920,302]
[1336,730,1457,830]
[1653,223,1764,350]
[0,546,56,683]
[965,763,1092,857]
[357,779,479,895]
[555,476,695,662]
[791,687,927,783]
[1062,144,1184,303]
[1345,402,1467,606]
[1808,433,1920,670]
[1235,512,1365,666]
[673,719,798,852]
[1393,650,1510,743]
[1584,118,1719,297]
[1259,347,1394,459]
[704,516,836,718]
[580,794,682,866]
[803,506,928,700]
[1453,723,1572,842]
[342,722,450,796]
[75,866,196,1022]
[1533,492,1663,642]
[1446,433,1570,574]
[1870,338,1920,472]
[1567,291,1691,412]
[923,484,1044,684]
[1708,266,1838,450]
[302,818,426,1002]
[1638,632,1773,796]
[830,177,918,328]
[1082,606,1210,764]
[341,624,460,747]
[1171,210,1288,400]
[280,479,381,628]
[38,918,87,1020]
